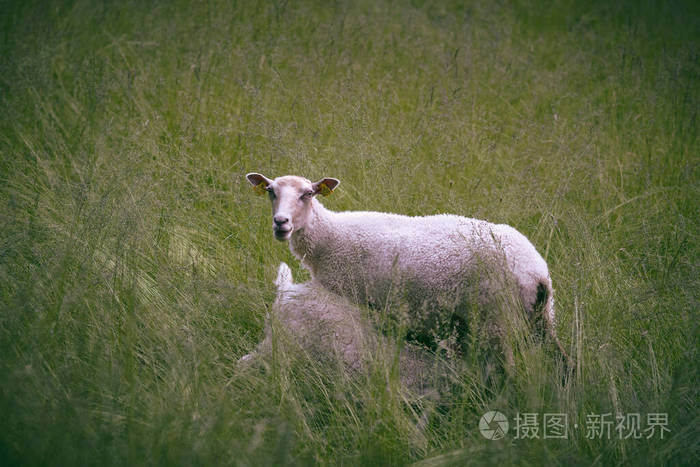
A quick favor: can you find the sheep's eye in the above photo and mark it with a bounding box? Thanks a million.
[300,191,313,200]
[267,189,276,200]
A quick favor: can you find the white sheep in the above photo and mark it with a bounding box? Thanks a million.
[245,173,571,369]
[240,261,365,369]
[240,262,441,396]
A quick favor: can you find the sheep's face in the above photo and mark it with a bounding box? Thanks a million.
[246,173,339,241]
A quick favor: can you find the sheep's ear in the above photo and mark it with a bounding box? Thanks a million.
[312,177,340,197]
[246,173,273,195]
[275,262,293,289]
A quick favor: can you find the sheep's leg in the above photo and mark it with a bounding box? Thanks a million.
[540,312,575,386]
[550,332,573,379]
[538,314,574,372]
[533,282,574,380]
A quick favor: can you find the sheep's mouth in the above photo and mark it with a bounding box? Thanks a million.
[273,227,292,241]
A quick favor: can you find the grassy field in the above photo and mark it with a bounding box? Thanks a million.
[0,0,698,464]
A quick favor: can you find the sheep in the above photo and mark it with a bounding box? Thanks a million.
[240,262,442,396]
[245,173,572,370]
[240,261,365,369]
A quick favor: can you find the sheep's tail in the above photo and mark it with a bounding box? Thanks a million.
[535,281,574,376]
[275,262,294,292]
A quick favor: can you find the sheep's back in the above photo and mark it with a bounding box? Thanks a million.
[313,211,549,315]
[274,283,366,368]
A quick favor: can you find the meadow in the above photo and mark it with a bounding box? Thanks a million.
[0,0,698,465]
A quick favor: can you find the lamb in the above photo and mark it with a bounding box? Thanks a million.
[245,173,571,369]
[240,261,366,369]
[240,262,441,396]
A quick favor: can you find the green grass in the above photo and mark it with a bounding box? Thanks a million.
[0,0,698,464]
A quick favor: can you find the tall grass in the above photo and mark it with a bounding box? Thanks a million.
[0,0,697,464]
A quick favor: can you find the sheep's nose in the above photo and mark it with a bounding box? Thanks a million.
[274,215,289,226]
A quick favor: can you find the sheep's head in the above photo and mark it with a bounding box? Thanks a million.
[246,173,340,241]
